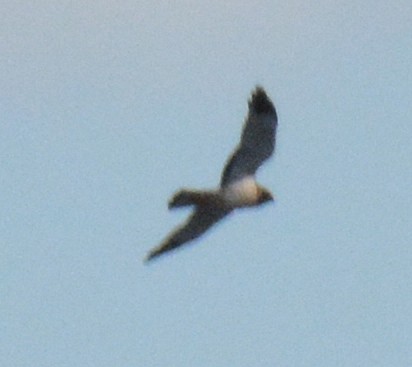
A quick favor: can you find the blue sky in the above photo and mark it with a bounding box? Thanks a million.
[1,1,412,366]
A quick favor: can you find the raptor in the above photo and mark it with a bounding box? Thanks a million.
[145,87,278,262]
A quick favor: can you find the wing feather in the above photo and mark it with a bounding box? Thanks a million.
[145,206,230,262]
[220,87,277,187]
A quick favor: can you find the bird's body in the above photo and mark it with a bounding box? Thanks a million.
[145,87,278,262]
[222,176,262,207]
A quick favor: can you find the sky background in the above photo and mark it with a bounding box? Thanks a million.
[1,1,412,366]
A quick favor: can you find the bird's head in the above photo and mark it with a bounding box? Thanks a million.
[257,187,275,205]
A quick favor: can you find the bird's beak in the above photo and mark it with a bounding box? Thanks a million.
[260,191,275,204]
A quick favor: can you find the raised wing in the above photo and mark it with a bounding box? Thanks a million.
[220,87,277,187]
[145,205,230,262]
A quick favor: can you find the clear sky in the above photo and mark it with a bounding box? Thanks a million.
[1,1,412,366]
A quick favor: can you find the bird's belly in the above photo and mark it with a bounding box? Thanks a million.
[223,180,259,207]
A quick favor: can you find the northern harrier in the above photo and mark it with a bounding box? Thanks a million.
[145,87,278,262]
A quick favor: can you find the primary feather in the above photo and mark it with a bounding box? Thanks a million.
[220,87,278,187]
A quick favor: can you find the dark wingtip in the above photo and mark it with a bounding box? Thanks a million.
[249,86,275,114]
[144,239,178,264]
[144,250,158,264]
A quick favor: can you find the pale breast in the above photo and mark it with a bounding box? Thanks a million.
[222,176,259,207]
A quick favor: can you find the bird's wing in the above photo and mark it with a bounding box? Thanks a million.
[220,87,278,188]
[145,205,230,262]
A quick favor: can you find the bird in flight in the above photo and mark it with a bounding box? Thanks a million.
[145,86,278,262]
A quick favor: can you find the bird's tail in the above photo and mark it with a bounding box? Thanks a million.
[168,189,217,209]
